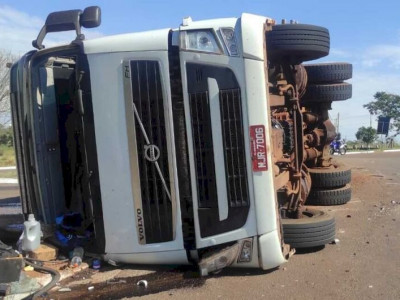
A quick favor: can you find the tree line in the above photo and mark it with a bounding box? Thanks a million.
[354,92,400,147]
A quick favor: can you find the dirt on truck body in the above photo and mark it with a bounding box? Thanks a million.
[9,6,352,276]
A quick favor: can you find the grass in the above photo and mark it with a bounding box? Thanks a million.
[0,145,16,167]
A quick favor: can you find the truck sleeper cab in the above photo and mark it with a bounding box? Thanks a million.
[11,7,338,275]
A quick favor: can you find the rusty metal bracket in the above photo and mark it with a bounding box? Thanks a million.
[274,171,290,190]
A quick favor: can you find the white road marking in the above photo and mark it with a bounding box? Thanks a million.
[0,166,16,170]
[0,178,18,184]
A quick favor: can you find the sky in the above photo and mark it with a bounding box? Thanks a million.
[1,0,400,141]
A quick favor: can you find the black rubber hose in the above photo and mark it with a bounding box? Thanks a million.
[22,259,61,300]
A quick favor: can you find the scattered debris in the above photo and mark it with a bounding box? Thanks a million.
[26,243,58,261]
[137,280,148,288]
[9,273,40,295]
[92,259,101,270]
[346,215,351,218]
[58,287,72,292]
[107,259,118,267]
[21,214,41,252]
[391,200,397,204]
[70,256,82,268]
[70,247,84,268]
[24,265,34,272]
[88,286,94,291]
[331,238,340,244]
[107,279,127,285]
[368,285,373,288]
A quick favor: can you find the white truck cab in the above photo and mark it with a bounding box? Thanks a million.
[10,7,349,275]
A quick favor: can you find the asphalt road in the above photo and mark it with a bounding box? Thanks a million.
[1,152,400,299]
[340,151,400,179]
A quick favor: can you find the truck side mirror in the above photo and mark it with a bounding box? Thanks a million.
[32,6,101,50]
[80,6,101,28]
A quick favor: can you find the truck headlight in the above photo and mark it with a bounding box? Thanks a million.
[180,30,222,54]
[238,239,253,263]
[198,243,240,276]
[220,28,239,56]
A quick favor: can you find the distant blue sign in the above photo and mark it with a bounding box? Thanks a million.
[377,116,391,135]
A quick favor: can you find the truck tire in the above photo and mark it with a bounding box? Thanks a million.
[301,83,352,103]
[304,63,353,83]
[309,163,351,188]
[282,208,335,248]
[266,24,330,64]
[307,184,352,206]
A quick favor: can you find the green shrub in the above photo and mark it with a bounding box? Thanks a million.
[0,125,13,147]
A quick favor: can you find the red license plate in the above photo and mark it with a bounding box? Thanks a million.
[250,125,268,172]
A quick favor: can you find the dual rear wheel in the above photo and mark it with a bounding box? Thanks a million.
[307,162,352,205]
[282,163,352,248]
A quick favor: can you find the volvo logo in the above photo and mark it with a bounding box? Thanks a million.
[144,144,160,162]
[136,208,145,242]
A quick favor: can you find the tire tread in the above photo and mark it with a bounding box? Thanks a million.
[304,63,353,83]
[282,208,335,248]
[309,164,351,188]
[307,184,352,206]
[267,24,330,64]
[301,83,352,102]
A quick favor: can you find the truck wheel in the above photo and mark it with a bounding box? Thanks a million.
[309,162,351,188]
[266,24,330,64]
[301,83,352,103]
[307,184,352,206]
[304,63,353,83]
[282,208,335,248]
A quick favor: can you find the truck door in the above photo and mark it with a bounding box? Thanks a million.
[9,52,36,217]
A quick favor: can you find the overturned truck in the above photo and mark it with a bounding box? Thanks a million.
[10,7,352,275]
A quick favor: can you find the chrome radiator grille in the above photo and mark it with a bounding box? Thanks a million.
[130,60,173,243]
